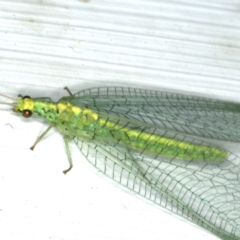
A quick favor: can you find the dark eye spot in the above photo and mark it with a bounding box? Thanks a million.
[22,110,32,118]
[22,96,31,100]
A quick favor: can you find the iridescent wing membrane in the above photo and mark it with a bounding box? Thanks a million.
[61,86,240,240]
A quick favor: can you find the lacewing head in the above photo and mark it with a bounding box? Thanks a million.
[0,93,33,118]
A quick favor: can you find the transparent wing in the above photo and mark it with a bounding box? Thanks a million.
[61,86,240,142]
[71,134,240,240]
[59,86,240,239]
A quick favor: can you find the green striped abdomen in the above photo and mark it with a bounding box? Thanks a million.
[97,119,227,162]
[123,129,227,161]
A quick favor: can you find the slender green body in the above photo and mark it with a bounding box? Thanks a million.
[17,98,227,162]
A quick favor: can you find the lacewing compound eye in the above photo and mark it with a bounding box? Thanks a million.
[22,96,31,99]
[22,109,32,118]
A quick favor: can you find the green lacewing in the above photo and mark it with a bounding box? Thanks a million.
[1,86,240,240]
